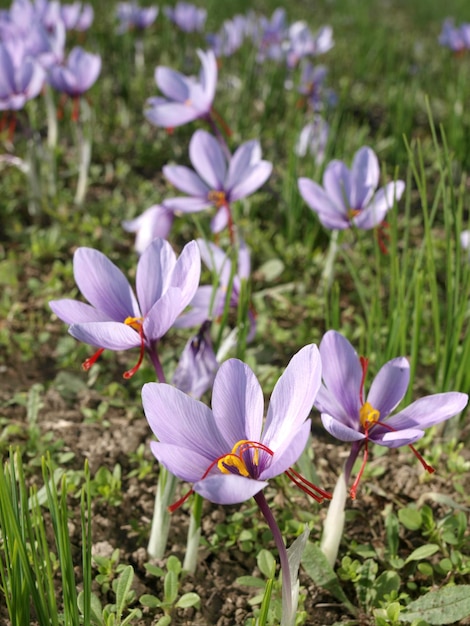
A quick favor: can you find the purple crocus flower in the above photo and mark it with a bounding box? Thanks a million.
[49,238,200,379]
[61,3,94,32]
[286,22,334,68]
[145,49,217,129]
[298,146,405,230]
[172,320,218,398]
[295,115,329,165]
[315,331,468,499]
[439,18,470,53]
[164,2,206,33]
[163,129,272,234]
[48,46,101,97]
[175,238,256,340]
[206,15,247,58]
[122,203,175,254]
[116,1,158,33]
[254,7,288,63]
[0,38,46,111]
[297,62,334,111]
[142,343,330,506]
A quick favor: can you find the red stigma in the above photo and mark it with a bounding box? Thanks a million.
[210,106,232,138]
[123,324,146,379]
[285,467,332,503]
[82,347,105,370]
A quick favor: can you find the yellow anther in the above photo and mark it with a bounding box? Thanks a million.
[217,440,261,477]
[359,401,380,429]
[184,98,192,107]
[348,208,361,219]
[208,190,227,208]
[124,316,143,331]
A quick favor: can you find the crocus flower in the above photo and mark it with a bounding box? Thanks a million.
[315,330,468,498]
[295,116,329,165]
[122,203,175,254]
[116,1,158,33]
[49,238,200,379]
[0,38,46,111]
[172,320,218,398]
[286,22,334,68]
[439,18,470,53]
[164,2,206,33]
[163,129,272,233]
[48,46,101,97]
[206,15,247,58]
[254,7,288,63]
[298,146,405,230]
[297,62,334,111]
[142,343,330,506]
[145,49,216,129]
[175,238,256,340]
[61,2,94,31]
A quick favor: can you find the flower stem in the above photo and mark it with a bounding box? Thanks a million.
[147,342,166,382]
[254,491,293,626]
[321,229,340,292]
[147,467,178,559]
[320,471,347,568]
[183,493,203,574]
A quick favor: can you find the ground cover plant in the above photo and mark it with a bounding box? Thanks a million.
[1,0,470,624]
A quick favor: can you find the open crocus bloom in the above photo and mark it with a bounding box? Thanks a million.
[163,129,272,233]
[145,49,216,129]
[143,344,331,506]
[315,331,468,498]
[298,146,405,230]
[48,46,101,96]
[49,238,200,378]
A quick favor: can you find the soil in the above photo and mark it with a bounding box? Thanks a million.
[1,349,470,626]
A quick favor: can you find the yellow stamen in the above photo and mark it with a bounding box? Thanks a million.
[184,98,192,107]
[124,316,143,331]
[217,439,261,476]
[208,190,227,208]
[359,401,380,429]
[348,208,361,219]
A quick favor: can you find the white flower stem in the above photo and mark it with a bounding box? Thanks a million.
[320,472,347,568]
[183,493,203,574]
[147,466,178,559]
[321,229,340,292]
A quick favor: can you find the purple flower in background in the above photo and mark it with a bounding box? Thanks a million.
[116,1,158,33]
[206,15,247,58]
[298,146,405,230]
[297,62,334,111]
[49,239,200,379]
[286,22,334,68]
[163,129,272,234]
[175,238,256,340]
[48,46,101,97]
[142,343,331,506]
[164,2,206,33]
[295,116,329,165]
[61,2,94,31]
[122,203,175,254]
[145,49,217,129]
[439,18,470,53]
[315,331,468,498]
[254,7,288,62]
[0,38,46,112]
[172,320,218,398]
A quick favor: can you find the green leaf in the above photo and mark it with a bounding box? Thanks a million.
[374,571,401,606]
[405,544,440,563]
[166,555,182,575]
[236,575,266,589]
[139,594,162,608]
[301,543,357,616]
[156,616,172,626]
[144,563,165,578]
[114,565,134,619]
[163,570,178,605]
[257,549,276,579]
[175,592,200,609]
[399,585,470,624]
[398,507,422,531]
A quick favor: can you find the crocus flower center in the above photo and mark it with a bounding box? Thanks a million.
[208,190,227,208]
[348,207,361,219]
[217,439,268,478]
[359,401,380,430]
[124,315,144,331]
[184,98,192,107]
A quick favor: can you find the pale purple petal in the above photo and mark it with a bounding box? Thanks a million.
[163,164,209,197]
[225,140,261,191]
[69,321,140,349]
[143,287,188,340]
[322,160,351,212]
[122,204,174,254]
[73,247,140,321]
[156,66,189,101]
[260,420,311,479]
[197,48,217,105]
[263,344,321,456]
[170,239,201,307]
[150,441,212,482]
[49,299,113,324]
[319,331,362,425]
[383,392,468,432]
[163,196,213,213]
[354,180,405,229]
[228,161,272,202]
[142,382,229,456]
[145,102,199,127]
[193,474,267,505]
[321,413,365,442]
[210,207,229,233]
[136,238,176,315]
[211,359,264,444]
[189,130,226,189]
[298,178,349,229]
[366,357,410,417]
[197,240,231,285]
[314,383,356,427]
[370,428,425,448]
[349,146,379,209]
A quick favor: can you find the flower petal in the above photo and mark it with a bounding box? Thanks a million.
[136,238,176,315]
[260,420,311,479]
[145,102,199,127]
[318,331,362,426]
[228,161,272,202]
[263,344,321,456]
[322,160,351,212]
[211,359,264,444]
[370,428,424,448]
[189,129,226,189]
[298,177,349,229]
[163,165,210,197]
[353,181,405,229]
[367,357,410,417]
[163,196,213,214]
[193,474,267,505]
[142,382,229,456]
[73,247,139,321]
[349,146,379,209]
[49,299,113,324]
[155,66,189,101]
[150,441,212,482]
[69,321,140,349]
[321,413,365,442]
[384,392,468,431]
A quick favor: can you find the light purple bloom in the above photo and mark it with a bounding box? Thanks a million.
[164,2,206,33]
[0,38,46,111]
[298,146,405,230]
[297,62,334,111]
[439,18,470,53]
[48,46,101,96]
[254,7,287,63]
[315,331,468,498]
[286,22,334,68]
[142,343,328,505]
[116,2,158,33]
[163,129,272,233]
[172,320,218,398]
[61,3,94,31]
[145,49,217,129]
[206,15,247,58]
[295,116,329,165]
[175,238,255,339]
[49,238,200,378]
[122,203,175,254]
